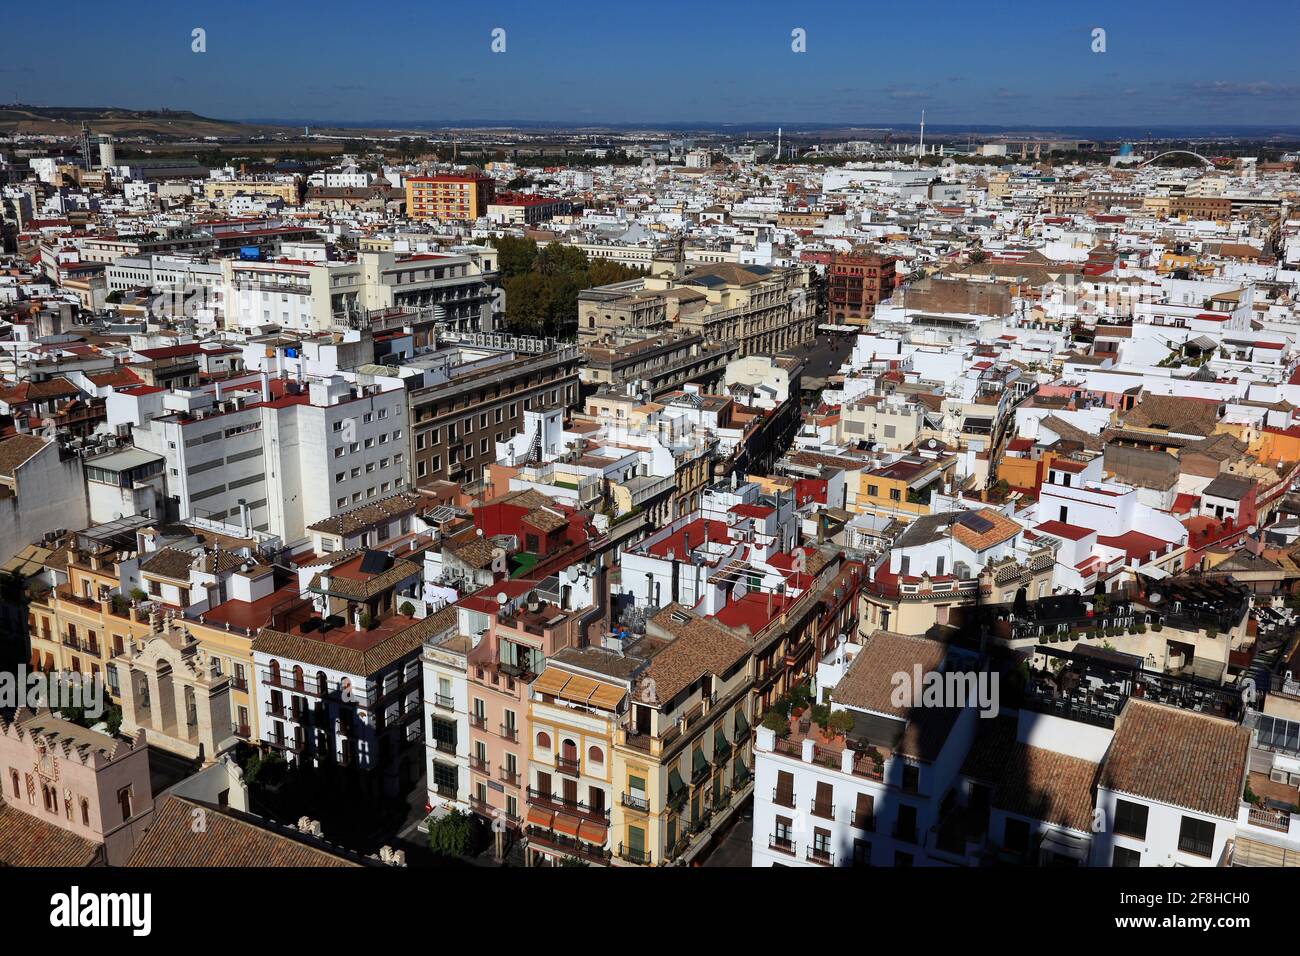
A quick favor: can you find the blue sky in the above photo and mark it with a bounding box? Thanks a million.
[2,0,1297,126]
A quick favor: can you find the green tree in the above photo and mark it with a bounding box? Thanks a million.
[428,809,476,857]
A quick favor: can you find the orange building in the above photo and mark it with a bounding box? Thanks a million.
[405,173,495,221]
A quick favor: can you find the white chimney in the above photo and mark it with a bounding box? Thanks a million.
[260,370,271,403]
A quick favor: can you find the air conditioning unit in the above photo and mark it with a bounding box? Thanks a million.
[1271,769,1289,785]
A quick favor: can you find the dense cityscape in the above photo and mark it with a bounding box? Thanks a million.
[0,9,1296,937]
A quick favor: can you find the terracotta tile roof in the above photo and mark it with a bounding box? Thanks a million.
[962,718,1097,831]
[832,631,947,718]
[951,508,1022,551]
[125,796,360,867]
[0,801,102,867]
[523,507,568,533]
[640,605,751,703]
[0,433,49,478]
[253,604,456,676]
[318,557,420,601]
[139,547,198,580]
[1099,698,1249,820]
[450,536,497,570]
[305,491,425,536]
[1121,394,1219,437]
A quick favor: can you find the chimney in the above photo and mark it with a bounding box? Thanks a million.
[260,370,271,403]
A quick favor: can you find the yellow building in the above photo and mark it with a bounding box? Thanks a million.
[611,608,753,866]
[28,540,155,702]
[202,180,299,203]
[523,651,628,866]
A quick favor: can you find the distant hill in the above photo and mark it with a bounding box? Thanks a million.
[0,104,279,139]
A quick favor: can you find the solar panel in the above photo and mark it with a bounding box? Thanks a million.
[359,549,393,574]
[955,511,994,534]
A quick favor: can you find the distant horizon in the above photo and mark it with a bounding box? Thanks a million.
[3,1,1298,127]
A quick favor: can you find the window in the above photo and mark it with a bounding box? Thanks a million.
[1178,816,1215,858]
[774,770,795,808]
[1003,817,1030,855]
[587,745,604,767]
[117,785,133,821]
[853,792,874,831]
[536,731,552,751]
[1113,799,1149,840]
[852,838,871,866]
[1112,845,1141,867]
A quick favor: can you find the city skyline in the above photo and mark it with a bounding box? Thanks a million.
[3,0,1299,126]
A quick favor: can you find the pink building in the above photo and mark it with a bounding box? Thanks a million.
[465,591,583,831]
[0,708,154,865]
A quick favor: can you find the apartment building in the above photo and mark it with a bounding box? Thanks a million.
[464,588,584,832]
[405,173,495,222]
[581,260,814,358]
[250,558,453,798]
[828,246,898,327]
[423,630,473,814]
[611,607,753,866]
[408,337,580,488]
[133,373,412,549]
[26,519,158,701]
[524,647,636,866]
[221,248,500,335]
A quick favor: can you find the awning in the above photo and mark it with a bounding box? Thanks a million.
[735,710,749,737]
[553,813,582,838]
[577,820,607,846]
[733,757,749,782]
[692,747,710,776]
[1038,828,1089,861]
[526,806,555,830]
[668,768,686,796]
[1143,566,1170,580]
[714,727,730,754]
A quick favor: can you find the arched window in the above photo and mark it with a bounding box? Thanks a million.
[316,671,328,696]
[292,665,305,691]
[9,770,18,799]
[587,745,604,767]
[269,659,281,686]
[561,739,578,762]
[536,731,551,750]
[80,798,90,826]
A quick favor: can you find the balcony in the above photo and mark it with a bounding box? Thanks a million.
[499,768,521,787]
[468,755,491,776]
[555,754,580,777]
[617,842,652,865]
[527,827,610,866]
[498,723,518,743]
[469,714,487,730]
[768,834,795,856]
[433,737,457,755]
[432,780,458,799]
[620,792,650,813]
[1178,835,1214,859]
[810,799,835,821]
[772,787,796,810]
[433,693,455,711]
[806,845,835,867]
[527,787,611,822]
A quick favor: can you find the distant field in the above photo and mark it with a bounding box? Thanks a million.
[0,105,283,139]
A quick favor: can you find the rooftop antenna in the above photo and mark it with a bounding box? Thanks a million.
[776,126,782,162]
[916,110,925,167]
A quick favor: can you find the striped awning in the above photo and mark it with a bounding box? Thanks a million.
[577,820,607,846]
[526,806,554,830]
[553,813,582,838]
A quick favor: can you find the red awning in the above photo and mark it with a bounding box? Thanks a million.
[552,813,582,838]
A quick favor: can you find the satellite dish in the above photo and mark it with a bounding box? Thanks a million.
[927,439,937,449]
[1248,525,1258,535]
[496,592,508,606]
